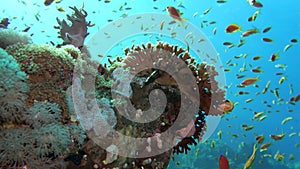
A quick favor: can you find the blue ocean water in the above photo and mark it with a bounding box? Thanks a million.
[1,0,300,168]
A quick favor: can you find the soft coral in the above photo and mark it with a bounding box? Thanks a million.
[56,6,90,48]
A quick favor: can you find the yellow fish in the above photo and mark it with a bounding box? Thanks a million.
[259,115,267,121]
[281,117,293,125]
[279,76,287,84]
[217,130,222,140]
[274,151,285,161]
[260,142,271,152]
[289,132,296,137]
[263,154,272,158]
[253,111,264,119]
[261,80,271,94]
[211,140,215,148]
[242,124,254,131]
[57,7,65,12]
[244,144,257,169]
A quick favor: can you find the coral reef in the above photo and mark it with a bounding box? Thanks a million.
[0,48,29,124]
[0,100,86,168]
[0,22,226,169]
[55,6,91,48]
[0,28,32,49]
[0,6,227,168]
[6,43,76,117]
[0,43,86,168]
[69,41,226,169]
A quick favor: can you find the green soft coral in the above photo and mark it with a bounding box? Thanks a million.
[0,48,29,124]
[25,101,62,128]
[33,124,71,158]
[0,128,34,168]
[0,100,86,168]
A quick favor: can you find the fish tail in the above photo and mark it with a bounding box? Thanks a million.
[253,143,257,152]
[253,26,260,33]
[238,26,243,32]
[179,17,188,25]
[256,76,261,82]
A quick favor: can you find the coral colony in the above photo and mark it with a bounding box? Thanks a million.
[0,6,227,169]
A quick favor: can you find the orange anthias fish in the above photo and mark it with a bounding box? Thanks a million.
[270,52,281,61]
[219,155,230,169]
[225,24,241,33]
[241,77,259,86]
[242,28,259,37]
[166,6,185,23]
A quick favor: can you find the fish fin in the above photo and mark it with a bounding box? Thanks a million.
[257,76,261,82]
[238,25,243,32]
[274,51,282,60]
[177,18,188,26]
[252,26,260,33]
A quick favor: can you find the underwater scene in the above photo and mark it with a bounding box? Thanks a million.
[0,0,300,169]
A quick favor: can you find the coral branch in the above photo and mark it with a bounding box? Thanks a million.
[0,18,9,29]
[55,6,90,48]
